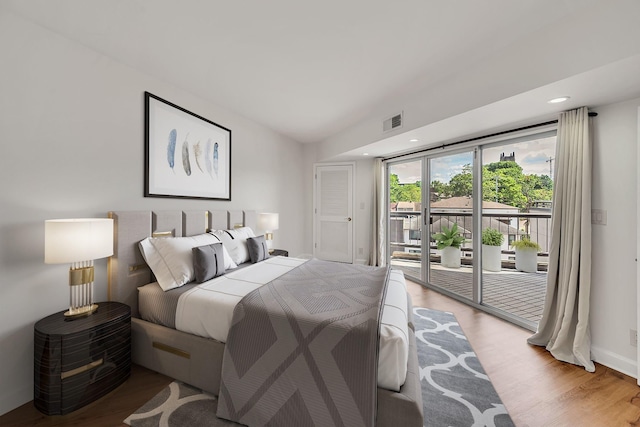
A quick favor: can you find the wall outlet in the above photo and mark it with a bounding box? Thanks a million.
[358,247,364,255]
[630,329,637,347]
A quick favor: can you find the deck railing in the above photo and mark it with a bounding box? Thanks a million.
[389,210,551,270]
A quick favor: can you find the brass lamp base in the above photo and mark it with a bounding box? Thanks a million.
[64,303,99,319]
[66,263,98,320]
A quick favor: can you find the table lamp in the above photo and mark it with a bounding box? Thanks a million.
[257,213,279,253]
[44,218,114,318]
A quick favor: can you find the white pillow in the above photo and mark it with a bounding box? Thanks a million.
[139,233,237,291]
[209,227,255,265]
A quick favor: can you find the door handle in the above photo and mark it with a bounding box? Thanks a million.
[347,217,352,221]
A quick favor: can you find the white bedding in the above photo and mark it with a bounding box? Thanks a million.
[174,256,410,391]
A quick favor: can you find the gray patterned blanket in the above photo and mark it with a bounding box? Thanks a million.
[216,258,390,427]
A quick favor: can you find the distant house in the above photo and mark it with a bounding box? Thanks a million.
[527,200,552,252]
[394,201,421,212]
[430,196,519,215]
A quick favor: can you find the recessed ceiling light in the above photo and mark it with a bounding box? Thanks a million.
[363,153,369,156]
[548,96,570,104]
[410,139,419,142]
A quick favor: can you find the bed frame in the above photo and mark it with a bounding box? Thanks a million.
[107,209,423,426]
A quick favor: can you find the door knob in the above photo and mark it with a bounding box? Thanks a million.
[347,217,352,221]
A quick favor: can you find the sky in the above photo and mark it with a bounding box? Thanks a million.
[390,135,556,184]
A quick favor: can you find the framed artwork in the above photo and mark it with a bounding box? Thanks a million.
[144,91,231,200]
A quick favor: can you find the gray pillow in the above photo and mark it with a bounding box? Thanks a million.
[247,235,270,263]
[192,242,226,283]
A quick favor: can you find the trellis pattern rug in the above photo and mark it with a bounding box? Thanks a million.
[125,307,514,427]
[414,307,515,427]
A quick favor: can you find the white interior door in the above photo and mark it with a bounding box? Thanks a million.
[314,163,354,263]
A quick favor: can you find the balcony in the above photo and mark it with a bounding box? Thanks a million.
[389,210,549,324]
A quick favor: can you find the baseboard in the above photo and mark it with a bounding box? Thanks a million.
[355,258,368,265]
[591,345,637,379]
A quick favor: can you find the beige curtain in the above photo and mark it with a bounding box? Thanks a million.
[527,107,594,372]
[370,158,386,266]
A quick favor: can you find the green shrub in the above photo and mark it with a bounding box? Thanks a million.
[482,228,504,246]
[511,237,541,251]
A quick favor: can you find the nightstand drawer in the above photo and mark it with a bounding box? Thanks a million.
[61,319,130,372]
[34,302,131,415]
[59,345,131,414]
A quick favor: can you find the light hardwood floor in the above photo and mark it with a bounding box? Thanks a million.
[2,280,640,426]
[407,280,640,427]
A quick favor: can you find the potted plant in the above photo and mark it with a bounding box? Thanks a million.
[432,223,465,268]
[511,237,542,273]
[481,228,504,272]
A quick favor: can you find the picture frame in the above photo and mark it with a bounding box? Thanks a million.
[144,91,231,200]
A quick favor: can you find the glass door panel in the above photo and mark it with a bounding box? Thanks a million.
[388,160,423,281]
[428,151,474,300]
[480,136,555,325]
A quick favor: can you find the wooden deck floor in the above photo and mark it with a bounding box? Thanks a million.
[392,259,546,324]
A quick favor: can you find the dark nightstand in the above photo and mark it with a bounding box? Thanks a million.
[270,249,288,257]
[34,301,131,415]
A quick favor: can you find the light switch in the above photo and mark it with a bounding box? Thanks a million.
[591,209,607,225]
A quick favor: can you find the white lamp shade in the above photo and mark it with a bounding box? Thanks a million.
[257,213,279,232]
[45,218,114,264]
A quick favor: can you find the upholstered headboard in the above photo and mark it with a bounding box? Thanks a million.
[107,210,256,317]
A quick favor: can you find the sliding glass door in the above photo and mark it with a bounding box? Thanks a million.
[387,132,555,330]
[479,136,556,325]
[388,159,424,281]
[387,149,476,298]
[428,151,475,300]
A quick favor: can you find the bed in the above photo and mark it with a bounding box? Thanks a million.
[107,209,423,426]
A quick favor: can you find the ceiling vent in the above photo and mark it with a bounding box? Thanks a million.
[383,112,403,132]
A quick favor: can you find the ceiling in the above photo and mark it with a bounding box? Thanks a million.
[3,0,640,158]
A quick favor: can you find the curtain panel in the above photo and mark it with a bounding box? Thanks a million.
[527,107,594,372]
[370,158,386,266]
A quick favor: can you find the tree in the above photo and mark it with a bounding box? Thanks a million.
[389,174,421,203]
[480,161,552,209]
[447,164,473,197]
[398,183,421,202]
[430,180,447,201]
[521,174,553,208]
[389,173,402,203]
[433,161,555,210]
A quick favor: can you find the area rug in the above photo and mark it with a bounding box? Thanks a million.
[125,307,514,427]
[414,307,515,427]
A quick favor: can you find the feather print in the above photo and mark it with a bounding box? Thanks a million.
[182,135,191,176]
[205,139,213,177]
[167,129,177,171]
[213,142,219,178]
[194,140,204,173]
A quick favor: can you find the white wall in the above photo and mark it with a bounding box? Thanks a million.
[354,159,374,264]
[590,97,640,377]
[0,10,306,415]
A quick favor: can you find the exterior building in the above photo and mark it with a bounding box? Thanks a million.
[500,152,516,162]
